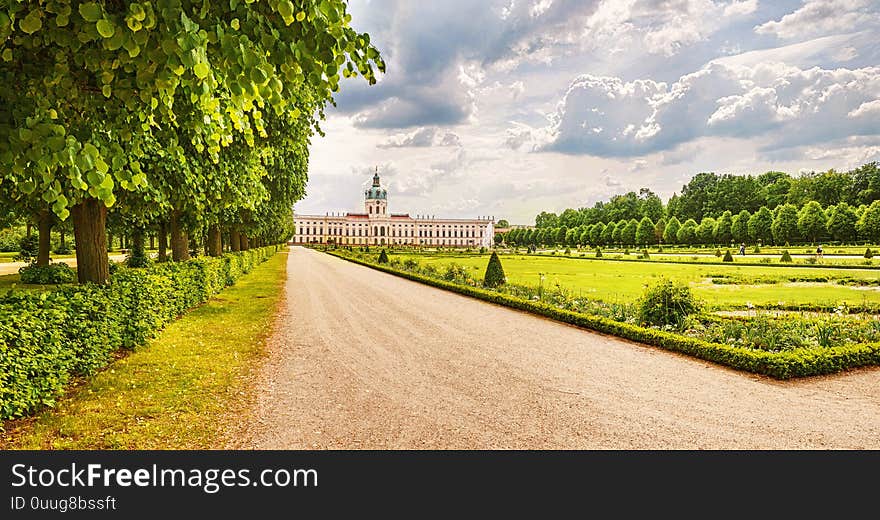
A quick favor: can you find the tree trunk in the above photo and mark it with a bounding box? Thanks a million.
[37,210,52,266]
[149,234,155,250]
[158,222,168,262]
[207,225,222,257]
[128,227,148,267]
[240,232,249,251]
[60,228,66,249]
[230,227,241,252]
[71,198,109,284]
[170,211,190,262]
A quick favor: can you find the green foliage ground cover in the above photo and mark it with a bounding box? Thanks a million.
[0,246,280,420]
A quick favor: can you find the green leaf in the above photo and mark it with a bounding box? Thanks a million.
[1,49,11,62]
[21,180,36,194]
[296,11,306,22]
[278,1,295,24]
[79,2,103,22]
[231,18,240,30]
[102,85,112,98]
[97,19,116,38]
[19,10,43,35]
[193,62,211,79]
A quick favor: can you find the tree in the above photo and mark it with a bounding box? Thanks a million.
[559,208,581,228]
[483,251,506,287]
[494,233,503,246]
[602,221,616,246]
[590,222,605,245]
[858,200,880,243]
[565,227,578,246]
[772,204,800,245]
[612,220,625,246]
[797,201,827,244]
[535,211,559,228]
[579,227,590,246]
[1,0,384,282]
[653,217,666,244]
[621,219,638,247]
[747,206,774,244]
[555,226,568,246]
[635,217,655,246]
[496,219,510,228]
[731,210,751,243]
[677,219,698,245]
[826,203,857,243]
[696,218,716,245]
[713,211,733,245]
[663,217,681,244]
[639,188,664,222]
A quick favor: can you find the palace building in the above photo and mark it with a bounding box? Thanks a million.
[292,170,495,247]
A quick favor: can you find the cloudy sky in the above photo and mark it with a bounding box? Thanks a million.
[298,0,880,225]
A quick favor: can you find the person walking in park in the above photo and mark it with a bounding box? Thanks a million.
[739,243,746,256]
[816,244,824,260]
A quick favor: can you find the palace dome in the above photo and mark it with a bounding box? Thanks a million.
[365,171,387,200]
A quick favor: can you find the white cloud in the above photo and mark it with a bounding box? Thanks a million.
[848,99,880,119]
[755,0,880,40]
[377,127,462,148]
[539,61,880,157]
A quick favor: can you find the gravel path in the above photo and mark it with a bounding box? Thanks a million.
[0,254,129,275]
[236,246,880,449]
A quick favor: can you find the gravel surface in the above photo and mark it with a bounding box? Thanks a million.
[234,246,880,449]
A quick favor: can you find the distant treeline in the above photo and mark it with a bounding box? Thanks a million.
[506,162,880,246]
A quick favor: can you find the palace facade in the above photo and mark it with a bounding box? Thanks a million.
[292,171,495,247]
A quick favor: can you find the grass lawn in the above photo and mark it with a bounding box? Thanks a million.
[393,252,880,307]
[0,251,287,449]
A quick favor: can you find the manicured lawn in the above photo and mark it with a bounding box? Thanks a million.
[0,251,287,449]
[393,252,880,307]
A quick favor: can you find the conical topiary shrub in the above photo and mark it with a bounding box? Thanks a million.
[483,251,506,287]
[865,248,874,259]
[722,250,733,262]
[595,247,603,258]
[377,249,389,264]
[780,250,793,263]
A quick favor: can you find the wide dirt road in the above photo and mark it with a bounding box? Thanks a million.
[238,247,880,449]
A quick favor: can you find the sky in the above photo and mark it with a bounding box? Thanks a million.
[297,0,880,225]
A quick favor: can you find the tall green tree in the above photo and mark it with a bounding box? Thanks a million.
[797,201,827,244]
[731,210,751,243]
[747,206,774,244]
[663,216,681,244]
[635,216,655,246]
[590,222,605,245]
[676,219,698,245]
[696,217,716,245]
[621,219,638,247]
[601,221,616,246]
[713,210,733,244]
[826,203,858,243]
[858,200,880,243]
[772,204,800,245]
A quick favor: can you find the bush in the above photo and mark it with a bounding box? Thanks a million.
[53,244,72,255]
[865,248,873,259]
[18,262,76,284]
[564,247,571,255]
[639,249,650,259]
[15,234,39,261]
[780,250,793,263]
[714,249,722,257]
[377,249,389,264]
[483,251,506,288]
[0,246,280,419]
[479,246,486,254]
[722,250,734,262]
[752,245,761,253]
[595,248,602,258]
[637,278,700,328]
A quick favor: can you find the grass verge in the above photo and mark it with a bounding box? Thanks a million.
[0,251,287,449]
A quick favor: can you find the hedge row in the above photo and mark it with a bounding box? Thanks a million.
[326,250,880,379]
[0,246,282,420]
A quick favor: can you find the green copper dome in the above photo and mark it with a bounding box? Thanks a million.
[365,171,387,200]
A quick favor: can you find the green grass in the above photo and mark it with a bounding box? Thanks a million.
[0,273,57,292]
[394,252,880,308]
[0,251,287,449]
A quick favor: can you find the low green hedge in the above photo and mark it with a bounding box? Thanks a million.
[326,250,880,379]
[0,246,282,420]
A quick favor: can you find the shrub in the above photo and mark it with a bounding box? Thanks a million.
[18,262,76,284]
[623,248,630,255]
[0,246,279,420]
[752,245,761,253]
[865,248,874,259]
[14,234,39,261]
[780,250,793,263]
[637,278,700,328]
[595,248,602,258]
[722,250,734,262]
[564,247,571,255]
[639,249,650,259]
[714,249,722,257]
[483,251,506,288]
[377,249,389,264]
[479,246,486,254]
[403,258,419,271]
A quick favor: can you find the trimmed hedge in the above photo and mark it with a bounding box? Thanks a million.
[0,246,282,420]
[326,250,880,380]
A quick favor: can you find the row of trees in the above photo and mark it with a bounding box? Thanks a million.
[508,200,880,247]
[1,1,383,282]
[535,163,880,231]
